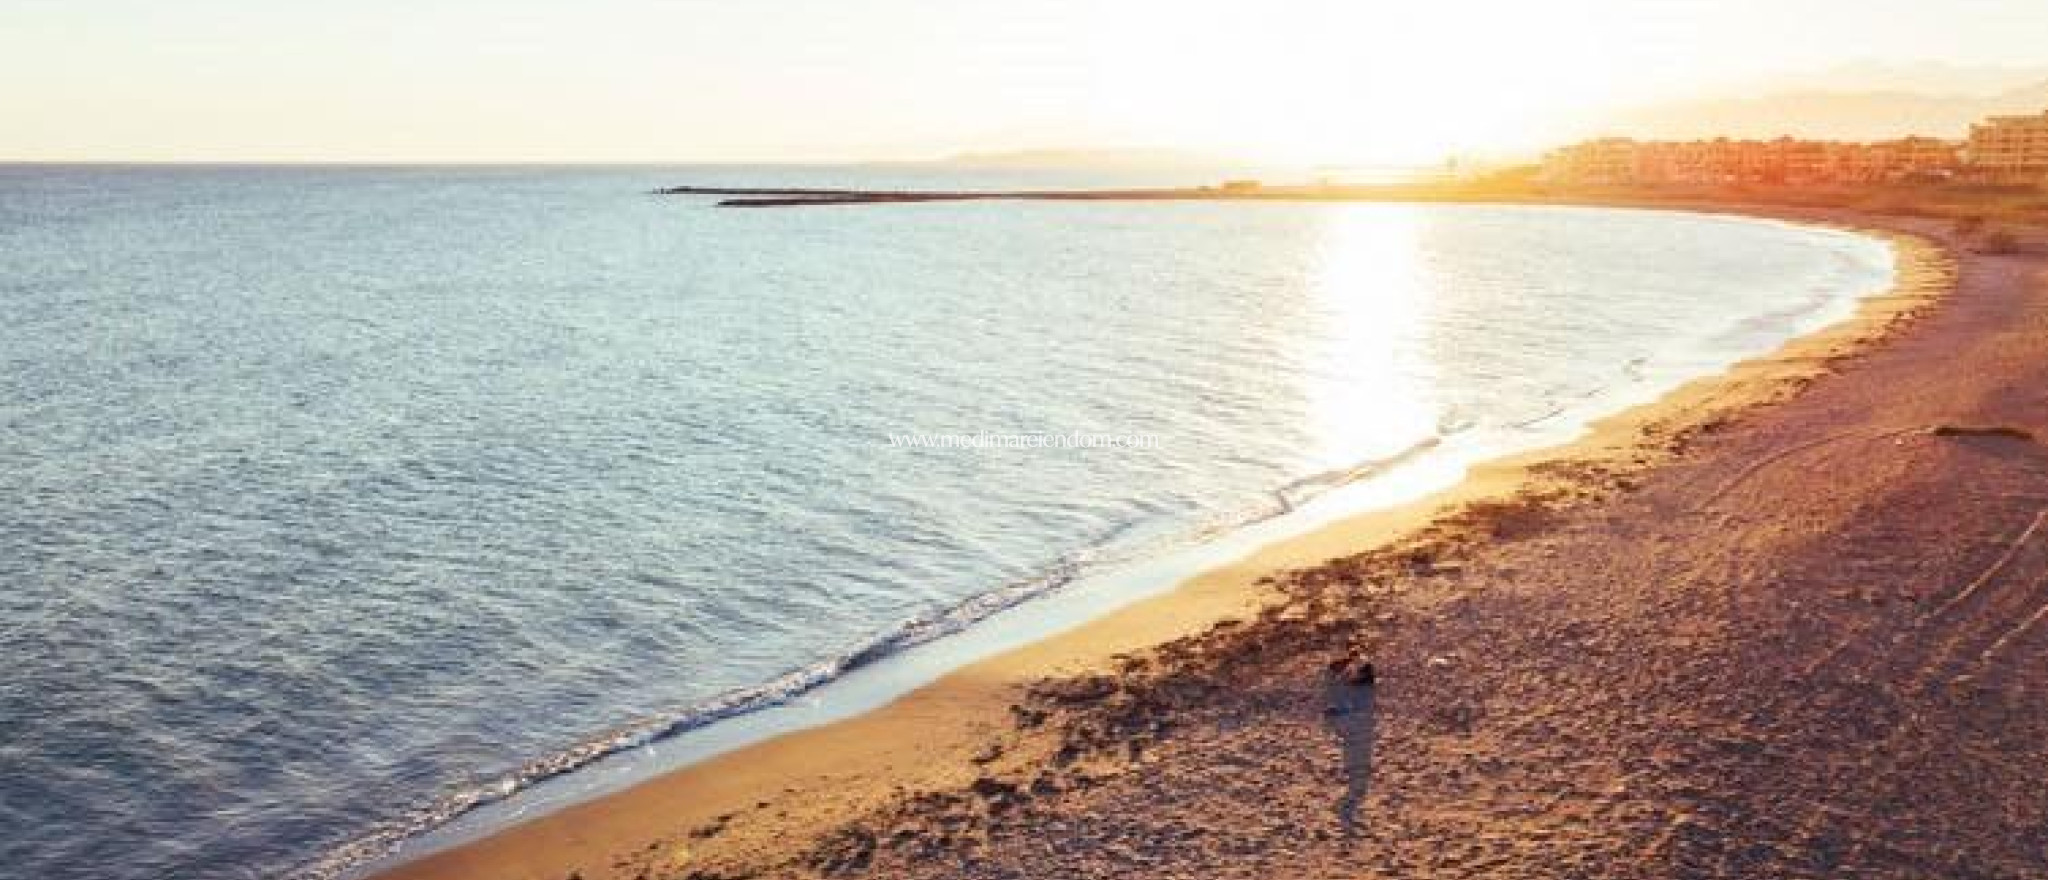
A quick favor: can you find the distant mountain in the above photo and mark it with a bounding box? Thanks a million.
[1598,78,2048,142]
[1758,60,2048,98]
[933,147,1241,169]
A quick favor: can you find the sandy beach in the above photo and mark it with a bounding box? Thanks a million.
[369,203,2048,880]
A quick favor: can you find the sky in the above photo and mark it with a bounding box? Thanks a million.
[5,0,2048,164]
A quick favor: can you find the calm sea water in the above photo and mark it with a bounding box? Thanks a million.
[0,166,1893,880]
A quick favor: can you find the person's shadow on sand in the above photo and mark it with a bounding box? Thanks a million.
[1321,658,1378,836]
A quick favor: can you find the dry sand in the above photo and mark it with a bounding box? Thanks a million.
[370,205,2048,880]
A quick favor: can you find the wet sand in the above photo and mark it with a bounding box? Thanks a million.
[369,204,2048,880]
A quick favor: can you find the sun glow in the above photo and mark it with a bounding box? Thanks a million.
[10,0,2045,163]
[1084,1,1625,166]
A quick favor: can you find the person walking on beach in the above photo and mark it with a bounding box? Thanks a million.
[1322,657,1379,836]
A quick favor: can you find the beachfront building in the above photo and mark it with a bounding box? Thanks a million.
[1846,137,1965,183]
[1541,136,1964,187]
[1538,137,1641,185]
[1966,111,2048,183]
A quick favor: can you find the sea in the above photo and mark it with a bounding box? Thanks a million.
[0,165,1896,880]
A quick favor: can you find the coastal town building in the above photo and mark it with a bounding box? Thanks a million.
[1532,103,2048,186]
[1539,135,1966,187]
[1540,137,1641,185]
[1847,137,1964,183]
[1966,111,2048,183]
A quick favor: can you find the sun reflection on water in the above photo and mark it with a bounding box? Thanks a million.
[1302,205,1443,469]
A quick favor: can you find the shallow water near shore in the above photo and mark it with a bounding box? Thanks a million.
[0,166,1892,880]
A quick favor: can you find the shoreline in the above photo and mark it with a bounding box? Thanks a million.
[366,202,2012,880]
[651,182,2045,222]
